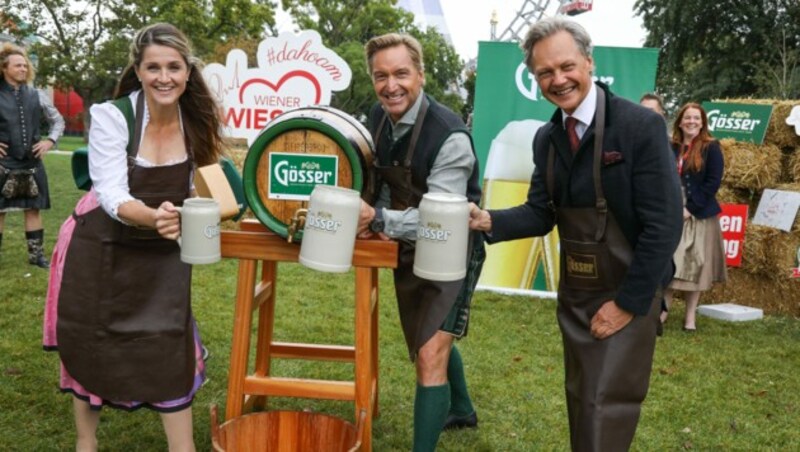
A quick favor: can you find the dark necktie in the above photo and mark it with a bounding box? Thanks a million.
[565,116,580,153]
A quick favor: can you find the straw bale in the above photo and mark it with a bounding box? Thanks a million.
[718,138,782,190]
[765,102,800,149]
[705,268,800,317]
[719,98,800,149]
[788,148,800,183]
[716,184,754,206]
[741,224,800,278]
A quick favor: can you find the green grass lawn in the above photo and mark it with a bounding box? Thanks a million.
[55,136,87,152]
[0,154,798,450]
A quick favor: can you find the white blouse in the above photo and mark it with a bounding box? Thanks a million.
[88,90,189,222]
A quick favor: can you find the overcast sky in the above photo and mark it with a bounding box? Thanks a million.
[273,1,648,61]
[439,0,647,60]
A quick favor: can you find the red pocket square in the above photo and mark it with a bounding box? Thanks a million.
[602,151,624,165]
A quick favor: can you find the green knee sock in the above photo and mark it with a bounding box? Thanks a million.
[447,345,475,417]
[413,383,450,452]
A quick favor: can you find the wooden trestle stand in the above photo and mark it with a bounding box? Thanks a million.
[220,220,398,451]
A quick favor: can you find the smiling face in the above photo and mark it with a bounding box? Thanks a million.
[369,44,425,122]
[679,107,704,142]
[530,30,594,115]
[2,54,28,87]
[134,44,190,110]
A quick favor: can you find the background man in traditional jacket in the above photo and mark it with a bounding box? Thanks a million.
[0,43,64,268]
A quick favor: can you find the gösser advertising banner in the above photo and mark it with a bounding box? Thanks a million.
[472,41,658,297]
[701,102,773,145]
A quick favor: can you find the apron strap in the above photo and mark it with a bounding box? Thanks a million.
[593,87,608,242]
[404,95,429,168]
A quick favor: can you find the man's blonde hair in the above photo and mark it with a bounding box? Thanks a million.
[364,33,424,75]
[0,42,35,84]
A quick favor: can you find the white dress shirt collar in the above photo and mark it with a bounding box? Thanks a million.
[561,83,597,139]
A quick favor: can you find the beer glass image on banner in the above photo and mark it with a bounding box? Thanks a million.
[478,120,560,291]
[413,193,469,281]
[298,185,361,272]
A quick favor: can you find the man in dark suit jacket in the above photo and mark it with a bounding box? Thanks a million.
[469,17,683,451]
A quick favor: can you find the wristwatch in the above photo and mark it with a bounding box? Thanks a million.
[369,208,385,233]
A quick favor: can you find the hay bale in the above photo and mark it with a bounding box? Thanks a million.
[719,138,782,190]
[716,184,754,205]
[719,98,800,149]
[788,149,800,183]
[765,102,800,149]
[705,268,800,317]
[741,224,800,278]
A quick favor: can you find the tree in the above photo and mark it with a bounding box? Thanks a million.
[280,0,464,119]
[634,0,800,105]
[1,0,277,115]
[462,68,477,125]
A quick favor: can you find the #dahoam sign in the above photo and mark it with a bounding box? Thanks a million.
[202,30,352,145]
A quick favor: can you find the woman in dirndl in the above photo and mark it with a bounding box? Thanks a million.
[42,23,225,451]
[663,103,727,332]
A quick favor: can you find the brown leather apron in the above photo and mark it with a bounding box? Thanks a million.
[547,88,660,451]
[374,98,483,359]
[57,100,195,402]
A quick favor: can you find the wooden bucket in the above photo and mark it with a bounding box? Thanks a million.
[243,106,374,241]
[210,405,365,452]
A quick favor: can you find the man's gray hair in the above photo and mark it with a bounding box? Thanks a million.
[520,17,593,72]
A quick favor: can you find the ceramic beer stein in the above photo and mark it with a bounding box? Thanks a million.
[176,197,221,265]
[414,193,469,281]
[298,185,361,272]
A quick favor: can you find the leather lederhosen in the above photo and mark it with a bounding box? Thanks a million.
[547,88,660,451]
[373,97,484,359]
[56,95,195,402]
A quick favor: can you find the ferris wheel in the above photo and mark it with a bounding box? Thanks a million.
[493,0,593,42]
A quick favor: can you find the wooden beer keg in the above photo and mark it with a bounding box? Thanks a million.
[243,106,375,241]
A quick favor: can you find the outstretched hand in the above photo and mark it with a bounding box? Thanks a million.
[355,200,390,240]
[468,202,492,232]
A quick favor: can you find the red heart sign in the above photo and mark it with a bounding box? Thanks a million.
[238,70,322,104]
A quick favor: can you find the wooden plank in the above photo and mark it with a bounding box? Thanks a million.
[270,342,355,362]
[252,280,273,311]
[222,227,398,268]
[243,376,356,400]
[225,259,258,420]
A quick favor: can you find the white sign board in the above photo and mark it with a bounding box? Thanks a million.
[202,30,352,145]
[751,189,800,232]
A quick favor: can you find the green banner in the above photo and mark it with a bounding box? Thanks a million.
[472,42,659,295]
[702,102,773,144]
[268,152,338,200]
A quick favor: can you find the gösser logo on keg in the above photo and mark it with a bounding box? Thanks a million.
[268,152,338,200]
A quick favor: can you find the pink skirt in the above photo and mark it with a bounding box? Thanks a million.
[42,190,206,412]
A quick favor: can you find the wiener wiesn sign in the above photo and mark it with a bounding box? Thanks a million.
[202,30,352,145]
[702,101,773,144]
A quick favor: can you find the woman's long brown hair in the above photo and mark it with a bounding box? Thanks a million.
[671,102,713,173]
[114,23,225,167]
